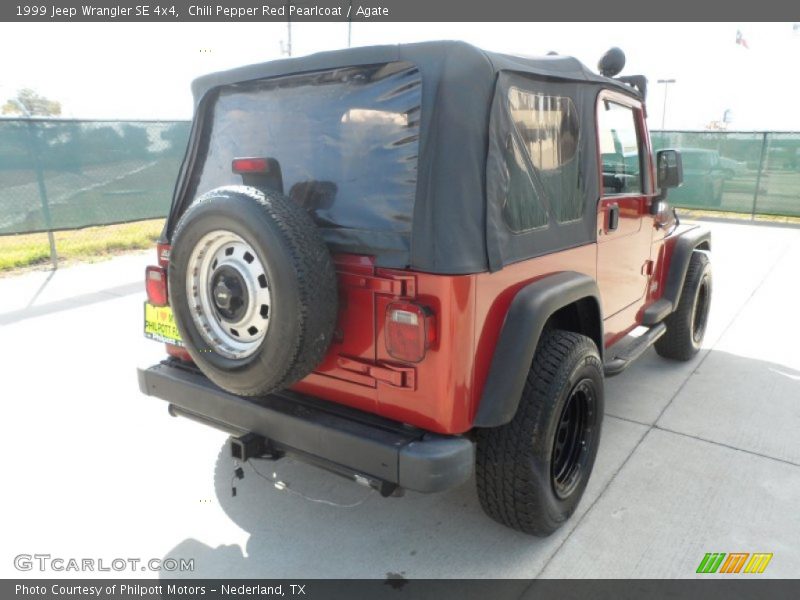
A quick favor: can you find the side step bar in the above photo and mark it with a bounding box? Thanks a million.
[642,298,673,326]
[604,323,667,377]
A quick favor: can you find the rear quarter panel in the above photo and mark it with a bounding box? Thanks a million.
[470,244,597,428]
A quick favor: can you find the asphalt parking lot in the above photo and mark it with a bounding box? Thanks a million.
[1,219,798,579]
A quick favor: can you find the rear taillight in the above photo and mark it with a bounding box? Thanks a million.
[385,301,436,363]
[145,265,168,306]
[232,157,270,174]
[232,157,283,191]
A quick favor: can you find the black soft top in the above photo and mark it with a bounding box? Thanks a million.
[190,41,636,103]
[172,41,641,274]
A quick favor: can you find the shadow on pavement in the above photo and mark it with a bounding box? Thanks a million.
[24,267,56,308]
[164,444,541,579]
[158,349,800,579]
[162,445,550,579]
[0,281,141,325]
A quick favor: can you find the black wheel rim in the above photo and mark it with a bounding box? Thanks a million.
[551,378,596,499]
[692,277,710,344]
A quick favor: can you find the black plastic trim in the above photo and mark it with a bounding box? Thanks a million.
[473,271,603,428]
[642,298,673,326]
[138,362,474,493]
[661,226,712,312]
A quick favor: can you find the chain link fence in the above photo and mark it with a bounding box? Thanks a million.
[0,120,798,271]
[0,119,190,233]
[0,118,190,270]
[651,131,800,217]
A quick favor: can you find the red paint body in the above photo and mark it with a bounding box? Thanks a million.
[288,91,693,435]
[161,89,698,436]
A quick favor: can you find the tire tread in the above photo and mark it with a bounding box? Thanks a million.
[476,330,602,536]
[171,185,337,396]
[655,251,711,361]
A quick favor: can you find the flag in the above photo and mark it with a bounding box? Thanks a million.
[736,29,749,49]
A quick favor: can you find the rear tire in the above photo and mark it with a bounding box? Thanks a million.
[475,330,604,536]
[655,251,711,361]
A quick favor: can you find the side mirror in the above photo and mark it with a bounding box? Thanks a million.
[657,149,683,190]
[652,149,683,215]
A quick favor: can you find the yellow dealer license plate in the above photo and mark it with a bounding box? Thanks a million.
[143,302,184,346]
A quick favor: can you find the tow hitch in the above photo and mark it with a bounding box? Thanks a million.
[230,432,284,462]
[228,432,402,498]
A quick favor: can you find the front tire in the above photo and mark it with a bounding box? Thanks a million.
[475,330,604,536]
[655,251,712,361]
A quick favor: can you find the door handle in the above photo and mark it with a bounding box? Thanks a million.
[608,204,620,231]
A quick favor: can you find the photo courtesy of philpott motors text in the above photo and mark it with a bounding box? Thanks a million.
[14,584,217,597]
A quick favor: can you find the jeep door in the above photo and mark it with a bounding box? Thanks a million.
[596,91,654,322]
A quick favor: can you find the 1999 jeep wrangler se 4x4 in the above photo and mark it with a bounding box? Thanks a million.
[138,42,711,535]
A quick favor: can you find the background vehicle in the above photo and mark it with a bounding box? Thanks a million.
[667,148,726,206]
[719,155,748,178]
[138,42,712,535]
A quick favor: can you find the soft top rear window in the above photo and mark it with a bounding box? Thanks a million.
[193,62,421,236]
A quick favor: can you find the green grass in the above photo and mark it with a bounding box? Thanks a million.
[0,219,163,272]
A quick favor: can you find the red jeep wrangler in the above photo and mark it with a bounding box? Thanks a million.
[138,42,711,535]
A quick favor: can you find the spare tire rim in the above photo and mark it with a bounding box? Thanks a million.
[186,230,271,360]
[551,378,596,500]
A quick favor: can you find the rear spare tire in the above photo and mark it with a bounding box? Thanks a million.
[168,185,337,396]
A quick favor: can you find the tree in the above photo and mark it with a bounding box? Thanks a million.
[120,123,151,158]
[159,121,191,156]
[2,88,62,116]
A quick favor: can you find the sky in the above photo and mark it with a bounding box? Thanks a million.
[1,21,799,130]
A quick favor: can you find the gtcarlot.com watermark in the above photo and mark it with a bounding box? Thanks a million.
[14,554,194,573]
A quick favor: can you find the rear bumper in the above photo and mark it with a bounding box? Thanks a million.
[137,361,474,493]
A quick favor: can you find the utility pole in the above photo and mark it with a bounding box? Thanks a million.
[280,2,292,56]
[348,0,352,47]
[280,21,292,56]
[657,79,676,130]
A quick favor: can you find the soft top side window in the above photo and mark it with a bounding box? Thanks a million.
[502,88,583,232]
